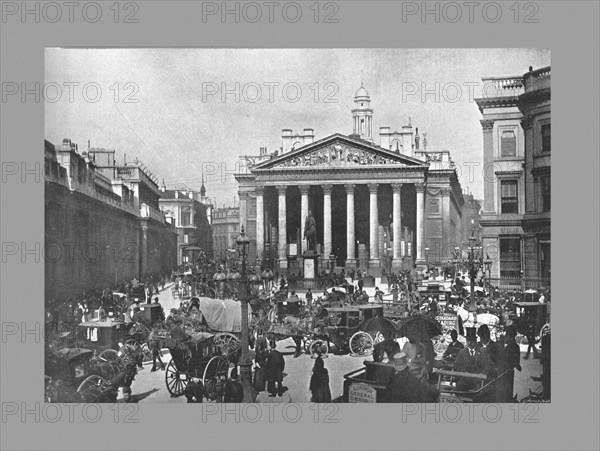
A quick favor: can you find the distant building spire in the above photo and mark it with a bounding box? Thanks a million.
[200,173,206,197]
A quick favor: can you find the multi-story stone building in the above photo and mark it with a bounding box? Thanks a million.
[475,66,550,284]
[519,66,551,281]
[45,139,178,300]
[212,206,240,261]
[462,192,483,243]
[235,85,466,275]
[158,182,214,265]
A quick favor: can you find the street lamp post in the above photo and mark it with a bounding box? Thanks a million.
[235,226,253,403]
[484,254,492,290]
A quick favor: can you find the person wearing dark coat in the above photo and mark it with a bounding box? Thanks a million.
[266,340,285,396]
[383,352,438,403]
[184,378,206,403]
[477,324,501,377]
[309,356,332,402]
[443,329,464,362]
[253,335,268,392]
[223,368,244,403]
[503,326,522,399]
[454,329,492,391]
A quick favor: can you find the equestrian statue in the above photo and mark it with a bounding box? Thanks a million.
[304,211,317,252]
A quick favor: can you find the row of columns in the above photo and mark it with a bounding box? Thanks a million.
[252,182,427,266]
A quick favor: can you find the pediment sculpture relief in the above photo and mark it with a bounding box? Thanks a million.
[273,144,403,168]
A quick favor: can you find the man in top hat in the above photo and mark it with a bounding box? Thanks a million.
[383,352,438,403]
[454,327,492,391]
[443,329,464,363]
[477,324,502,376]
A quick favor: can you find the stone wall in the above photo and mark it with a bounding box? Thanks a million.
[45,181,177,300]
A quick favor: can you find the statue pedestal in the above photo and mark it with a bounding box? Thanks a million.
[302,252,318,279]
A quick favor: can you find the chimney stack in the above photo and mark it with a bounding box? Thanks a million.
[415,128,420,150]
[379,127,391,150]
[303,128,315,145]
[281,129,293,153]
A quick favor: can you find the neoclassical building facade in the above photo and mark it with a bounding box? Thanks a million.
[235,86,465,275]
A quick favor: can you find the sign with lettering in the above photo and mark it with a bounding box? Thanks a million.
[435,314,458,333]
[348,382,377,403]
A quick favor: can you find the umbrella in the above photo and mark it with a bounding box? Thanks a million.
[396,314,443,340]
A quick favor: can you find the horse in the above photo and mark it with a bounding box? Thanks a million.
[456,305,501,341]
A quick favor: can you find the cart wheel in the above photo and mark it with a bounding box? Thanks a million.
[309,339,329,357]
[75,375,116,403]
[165,358,188,397]
[213,333,241,357]
[203,356,229,400]
[349,331,374,357]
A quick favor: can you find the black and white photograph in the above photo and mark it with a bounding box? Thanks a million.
[43,48,552,405]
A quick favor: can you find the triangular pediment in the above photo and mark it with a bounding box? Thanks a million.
[252,134,427,171]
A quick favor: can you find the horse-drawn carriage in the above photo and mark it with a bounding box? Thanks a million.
[45,345,138,403]
[307,304,397,357]
[162,296,248,399]
[510,302,550,338]
[342,312,513,404]
[77,319,133,351]
[163,330,241,400]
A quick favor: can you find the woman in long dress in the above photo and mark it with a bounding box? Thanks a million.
[309,356,332,402]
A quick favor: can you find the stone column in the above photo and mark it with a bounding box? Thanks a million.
[392,183,403,269]
[368,183,380,266]
[255,187,264,261]
[276,185,287,269]
[415,182,426,264]
[323,184,333,258]
[345,184,356,268]
[299,185,310,253]
[481,119,495,213]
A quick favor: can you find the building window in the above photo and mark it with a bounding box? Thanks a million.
[540,175,551,212]
[500,180,518,214]
[541,124,551,153]
[540,240,551,279]
[181,206,191,227]
[184,234,189,244]
[499,237,521,278]
[500,130,516,157]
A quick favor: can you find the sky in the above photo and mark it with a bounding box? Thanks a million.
[45,48,550,208]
